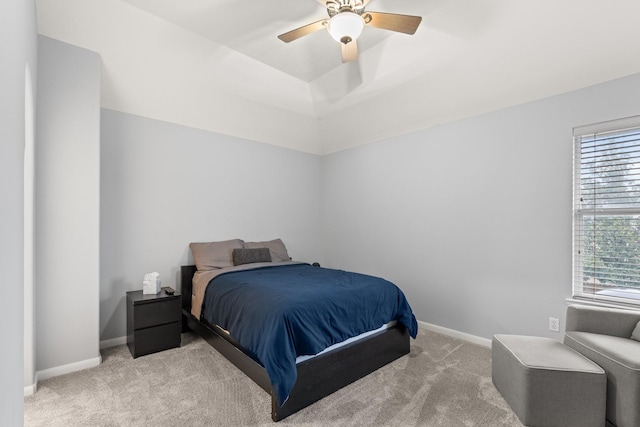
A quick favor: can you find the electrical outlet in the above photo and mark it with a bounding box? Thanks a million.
[549,317,560,332]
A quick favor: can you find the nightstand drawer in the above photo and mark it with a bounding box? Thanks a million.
[126,287,182,358]
[133,297,181,329]
[130,321,181,358]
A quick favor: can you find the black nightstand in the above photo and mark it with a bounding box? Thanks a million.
[127,287,181,358]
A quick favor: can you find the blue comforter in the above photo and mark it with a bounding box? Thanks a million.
[201,263,418,406]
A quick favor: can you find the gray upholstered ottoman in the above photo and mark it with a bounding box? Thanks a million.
[492,334,606,427]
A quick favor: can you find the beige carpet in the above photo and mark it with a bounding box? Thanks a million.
[24,329,523,426]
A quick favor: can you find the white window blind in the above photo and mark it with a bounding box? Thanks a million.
[573,116,640,305]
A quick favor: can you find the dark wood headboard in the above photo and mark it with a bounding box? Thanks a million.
[180,265,197,314]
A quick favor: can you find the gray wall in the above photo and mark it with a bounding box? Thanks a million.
[322,72,640,340]
[100,110,324,341]
[0,0,36,423]
[36,36,101,371]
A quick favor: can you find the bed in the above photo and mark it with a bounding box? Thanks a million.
[181,239,418,421]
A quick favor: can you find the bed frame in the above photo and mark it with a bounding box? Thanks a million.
[180,265,410,422]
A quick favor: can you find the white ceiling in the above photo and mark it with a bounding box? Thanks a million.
[36,0,640,154]
[121,0,425,83]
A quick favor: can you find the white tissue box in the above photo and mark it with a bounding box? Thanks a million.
[143,280,161,295]
[143,272,161,294]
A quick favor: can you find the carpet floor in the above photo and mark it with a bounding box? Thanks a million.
[24,329,523,426]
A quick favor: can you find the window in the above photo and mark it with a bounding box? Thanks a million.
[573,116,640,306]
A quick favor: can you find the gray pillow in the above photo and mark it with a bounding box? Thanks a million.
[232,248,271,266]
[245,238,290,262]
[190,239,245,270]
[632,321,640,342]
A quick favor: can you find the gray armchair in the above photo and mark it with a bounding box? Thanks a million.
[564,304,640,427]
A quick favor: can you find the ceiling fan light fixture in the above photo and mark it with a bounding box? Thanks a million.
[327,12,364,43]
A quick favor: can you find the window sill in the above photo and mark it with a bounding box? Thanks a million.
[566,297,640,312]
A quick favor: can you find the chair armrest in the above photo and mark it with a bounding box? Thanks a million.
[565,304,640,338]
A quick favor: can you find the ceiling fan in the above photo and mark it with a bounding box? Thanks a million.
[278,0,422,63]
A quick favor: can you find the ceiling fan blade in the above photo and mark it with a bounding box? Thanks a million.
[363,11,422,35]
[278,19,327,43]
[341,39,358,62]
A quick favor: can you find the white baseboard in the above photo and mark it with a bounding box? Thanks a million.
[26,345,117,396]
[100,326,490,352]
[36,355,102,383]
[24,326,486,397]
[25,355,102,396]
[418,320,492,348]
[100,336,126,349]
[24,383,37,397]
